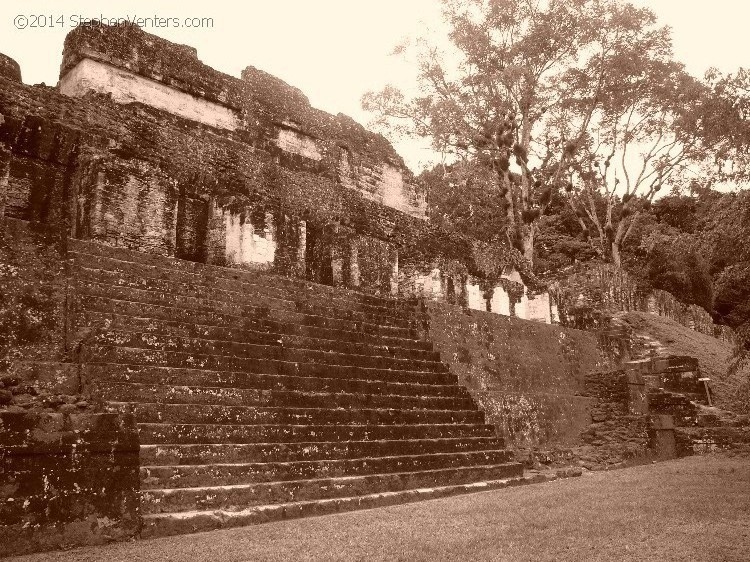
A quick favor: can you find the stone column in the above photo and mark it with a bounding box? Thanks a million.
[331,246,343,286]
[445,276,455,304]
[483,286,494,313]
[264,211,276,266]
[170,188,181,259]
[349,238,360,288]
[204,198,227,265]
[390,249,399,296]
[296,219,307,278]
[329,225,344,287]
[457,274,468,308]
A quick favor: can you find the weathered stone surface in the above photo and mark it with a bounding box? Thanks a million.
[140,464,521,515]
[58,23,427,219]
[575,370,652,468]
[59,58,241,130]
[139,470,564,539]
[678,425,750,454]
[0,54,21,83]
[0,219,67,370]
[0,22,610,550]
[423,301,608,449]
[57,237,521,538]
[0,412,140,557]
[1,21,543,311]
[551,263,736,341]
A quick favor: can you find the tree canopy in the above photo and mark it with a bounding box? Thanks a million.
[363,0,750,360]
[362,0,712,268]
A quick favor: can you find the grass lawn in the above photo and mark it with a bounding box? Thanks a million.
[12,454,750,562]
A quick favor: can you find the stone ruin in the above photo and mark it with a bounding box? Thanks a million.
[5,22,553,321]
[1,23,743,556]
[0,23,547,555]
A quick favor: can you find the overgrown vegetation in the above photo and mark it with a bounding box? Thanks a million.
[363,0,750,359]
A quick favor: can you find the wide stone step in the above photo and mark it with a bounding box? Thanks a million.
[82,364,460,394]
[140,463,521,514]
[62,240,520,538]
[140,470,528,538]
[69,240,413,314]
[74,276,414,331]
[76,310,435,356]
[71,259,421,324]
[139,437,506,465]
[84,364,464,397]
[111,402,483,426]
[88,330,445,372]
[81,346,453,385]
[77,294,418,340]
[96,382,476,411]
[140,450,515,489]
[137,422,495,445]
[75,309,430,351]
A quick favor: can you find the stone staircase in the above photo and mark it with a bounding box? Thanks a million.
[63,239,522,537]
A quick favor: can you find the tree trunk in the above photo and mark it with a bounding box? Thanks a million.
[611,218,627,269]
[611,240,622,269]
[503,170,515,225]
[523,223,535,265]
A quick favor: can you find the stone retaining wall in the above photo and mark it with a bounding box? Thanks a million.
[424,301,608,450]
[0,412,140,557]
[551,263,737,342]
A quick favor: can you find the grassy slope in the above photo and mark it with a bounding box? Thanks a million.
[619,311,750,414]
[13,454,750,562]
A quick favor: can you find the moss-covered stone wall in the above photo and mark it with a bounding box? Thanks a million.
[0,412,139,557]
[424,301,610,451]
[1,23,536,301]
[0,219,67,369]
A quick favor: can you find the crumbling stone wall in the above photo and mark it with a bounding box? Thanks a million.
[575,370,652,468]
[0,54,21,83]
[551,356,740,469]
[0,219,136,557]
[59,24,427,219]
[0,412,139,557]
[0,219,67,369]
[424,301,736,470]
[551,262,736,340]
[1,25,545,307]
[424,301,608,451]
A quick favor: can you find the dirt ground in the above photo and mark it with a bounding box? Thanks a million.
[11,453,750,562]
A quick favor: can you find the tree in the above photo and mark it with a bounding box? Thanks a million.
[419,162,509,243]
[560,56,709,267]
[701,67,750,182]
[363,0,678,268]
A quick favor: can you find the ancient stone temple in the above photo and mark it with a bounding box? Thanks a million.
[0,23,595,555]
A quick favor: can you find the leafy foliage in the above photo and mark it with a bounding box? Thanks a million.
[363,0,691,267]
[363,0,750,365]
[420,163,508,244]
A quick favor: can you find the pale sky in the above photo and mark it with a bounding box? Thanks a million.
[0,1,748,172]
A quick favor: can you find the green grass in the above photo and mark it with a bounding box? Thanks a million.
[12,454,750,562]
